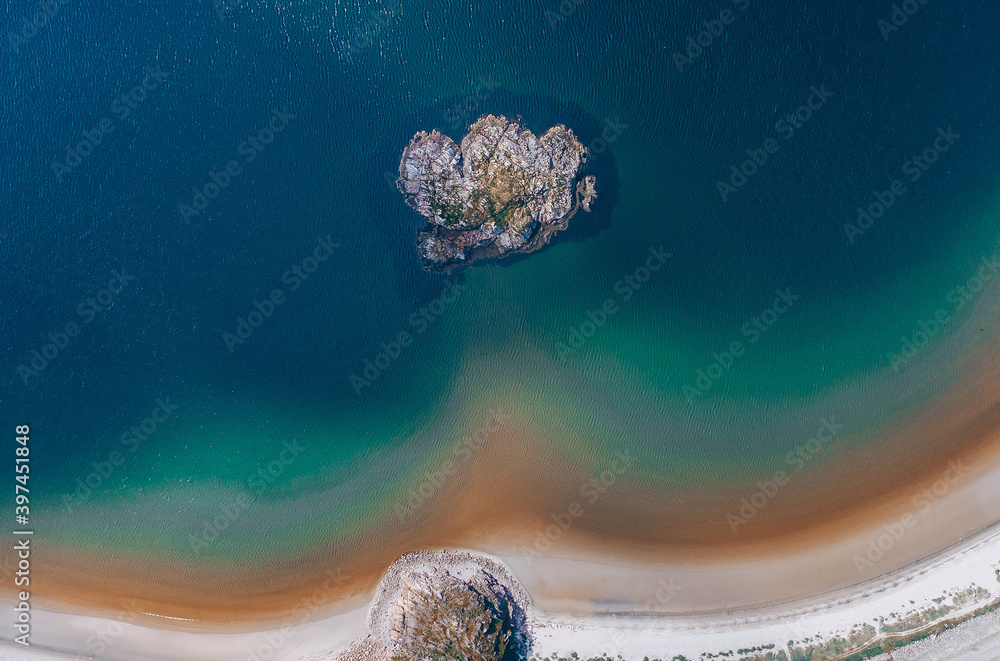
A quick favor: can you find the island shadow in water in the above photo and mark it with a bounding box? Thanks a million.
[373,87,621,286]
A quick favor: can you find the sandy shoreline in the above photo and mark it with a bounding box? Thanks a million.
[5,436,1000,658]
[12,394,1000,626]
[2,522,999,661]
[501,439,1000,616]
[4,251,999,655]
[528,522,1000,661]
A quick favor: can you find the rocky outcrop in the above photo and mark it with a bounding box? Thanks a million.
[385,566,519,661]
[397,115,596,271]
[338,551,531,661]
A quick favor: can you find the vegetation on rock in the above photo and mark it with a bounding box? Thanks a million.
[397,114,596,271]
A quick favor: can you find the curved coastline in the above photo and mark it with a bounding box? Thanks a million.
[8,237,1000,656]
[10,328,1000,627]
[4,527,1000,661]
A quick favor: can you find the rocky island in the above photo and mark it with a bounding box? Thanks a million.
[397,114,597,271]
[337,550,531,661]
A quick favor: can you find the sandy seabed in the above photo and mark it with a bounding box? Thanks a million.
[6,254,1000,659]
[2,517,999,660]
[7,357,1000,658]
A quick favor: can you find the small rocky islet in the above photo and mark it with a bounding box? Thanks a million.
[396,114,597,271]
[337,550,531,661]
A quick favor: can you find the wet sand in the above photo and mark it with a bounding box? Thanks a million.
[4,523,1000,661]
[7,261,1000,629]
[15,389,1000,627]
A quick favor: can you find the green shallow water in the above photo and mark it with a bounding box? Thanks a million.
[5,0,1000,568]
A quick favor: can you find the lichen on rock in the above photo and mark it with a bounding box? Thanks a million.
[342,551,531,661]
[385,566,519,661]
[397,114,597,271]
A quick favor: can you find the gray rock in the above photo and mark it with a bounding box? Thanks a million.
[362,551,532,661]
[398,114,597,271]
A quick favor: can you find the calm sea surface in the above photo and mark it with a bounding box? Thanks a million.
[1,0,998,557]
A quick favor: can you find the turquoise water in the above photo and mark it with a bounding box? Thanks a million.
[2,0,999,561]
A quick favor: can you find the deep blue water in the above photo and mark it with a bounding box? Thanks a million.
[1,0,999,549]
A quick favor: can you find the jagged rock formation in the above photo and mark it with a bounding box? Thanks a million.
[397,114,597,271]
[385,566,519,661]
[337,551,531,661]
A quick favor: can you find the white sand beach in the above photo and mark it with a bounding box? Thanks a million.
[6,416,1000,661]
[3,517,998,661]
